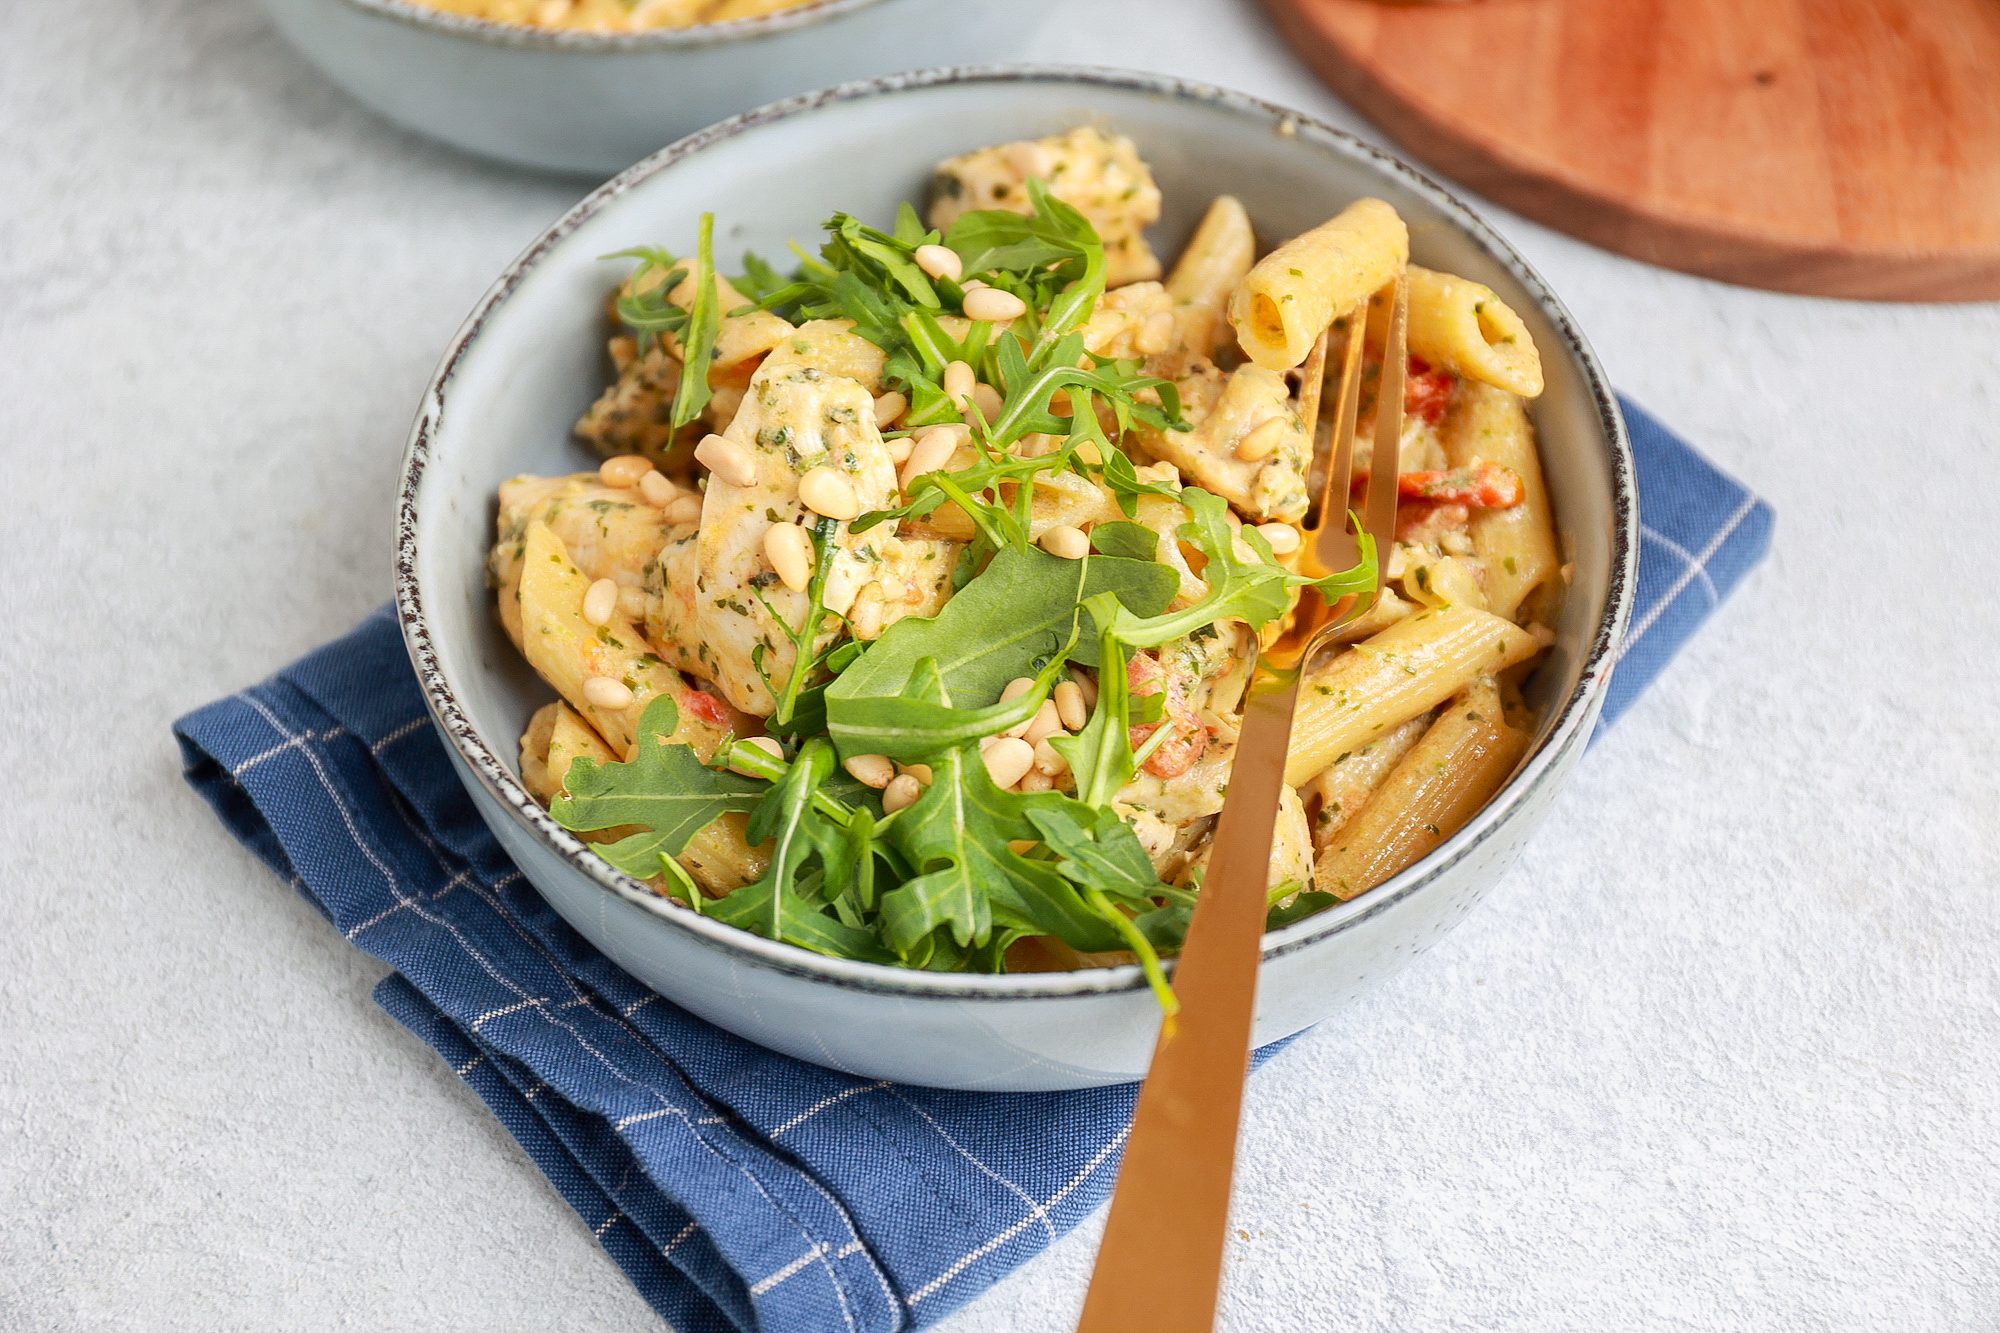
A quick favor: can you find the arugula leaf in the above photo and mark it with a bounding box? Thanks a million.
[550,697,764,877]
[1088,520,1157,562]
[826,546,1174,716]
[828,653,1068,763]
[668,214,721,432]
[1049,594,1138,808]
[1266,889,1337,930]
[750,515,842,727]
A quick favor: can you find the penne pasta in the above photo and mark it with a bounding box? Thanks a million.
[1407,266,1544,399]
[655,270,794,372]
[489,473,675,649]
[1300,712,1430,845]
[1441,382,1561,623]
[1313,682,1528,899]
[1285,605,1541,786]
[1166,195,1256,357]
[1228,198,1408,372]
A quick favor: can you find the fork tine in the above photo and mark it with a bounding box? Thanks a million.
[1324,310,1366,537]
[1361,277,1409,585]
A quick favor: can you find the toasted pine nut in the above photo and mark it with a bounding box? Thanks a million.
[881,773,922,813]
[900,426,960,490]
[582,676,633,711]
[1236,417,1289,462]
[695,434,758,488]
[1032,737,1068,777]
[1071,668,1098,709]
[981,736,1035,789]
[637,470,680,508]
[763,523,814,592]
[872,391,908,428]
[964,287,1028,323]
[665,494,704,525]
[581,578,619,627]
[913,244,962,282]
[843,753,895,789]
[1039,524,1089,560]
[1257,522,1301,556]
[1022,700,1063,746]
[617,586,646,620]
[798,466,860,521]
[899,763,932,785]
[942,360,975,407]
[1000,677,1036,704]
[1019,771,1055,793]
[886,434,914,466]
[1135,310,1176,356]
[598,454,653,488]
[1054,680,1089,731]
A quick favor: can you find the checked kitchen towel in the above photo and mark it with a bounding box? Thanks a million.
[174,396,1769,1333]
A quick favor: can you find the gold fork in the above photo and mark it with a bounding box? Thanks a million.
[1077,275,1408,1333]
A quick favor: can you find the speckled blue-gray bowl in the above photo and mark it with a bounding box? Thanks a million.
[256,0,1061,175]
[395,66,1637,1090]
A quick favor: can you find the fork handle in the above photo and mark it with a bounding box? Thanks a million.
[1076,674,1301,1333]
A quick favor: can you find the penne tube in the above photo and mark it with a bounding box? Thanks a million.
[1407,267,1544,398]
[1166,195,1256,356]
[1229,199,1408,372]
[517,520,728,761]
[1299,712,1431,847]
[1314,682,1527,900]
[649,270,794,372]
[1285,605,1541,786]
[1441,382,1561,623]
[519,702,563,806]
[489,473,675,650]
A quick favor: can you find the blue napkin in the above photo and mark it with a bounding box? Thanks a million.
[174,396,1769,1333]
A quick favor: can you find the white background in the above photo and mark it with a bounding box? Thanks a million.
[3,1,1996,1328]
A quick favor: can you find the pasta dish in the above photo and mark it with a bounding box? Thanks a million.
[408,0,820,32]
[489,126,1562,995]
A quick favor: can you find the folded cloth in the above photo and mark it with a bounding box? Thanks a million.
[174,396,1770,1333]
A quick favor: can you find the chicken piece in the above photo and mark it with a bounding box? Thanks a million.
[761,319,888,393]
[488,474,677,649]
[928,126,1164,287]
[1136,364,1311,523]
[649,360,936,714]
[1176,784,1313,896]
[574,337,692,468]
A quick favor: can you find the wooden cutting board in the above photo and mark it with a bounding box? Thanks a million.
[1265,0,2000,301]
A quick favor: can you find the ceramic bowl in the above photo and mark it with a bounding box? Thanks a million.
[255,0,1061,175]
[396,66,1637,1090]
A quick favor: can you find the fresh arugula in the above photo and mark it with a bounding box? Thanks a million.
[606,212,722,433]
[750,515,842,728]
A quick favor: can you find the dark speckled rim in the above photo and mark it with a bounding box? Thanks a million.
[333,0,880,50]
[395,65,1638,1002]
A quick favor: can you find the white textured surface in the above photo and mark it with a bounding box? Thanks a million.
[2,1,1995,1328]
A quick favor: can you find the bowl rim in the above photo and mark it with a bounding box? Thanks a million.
[395,63,1639,1003]
[330,0,886,50]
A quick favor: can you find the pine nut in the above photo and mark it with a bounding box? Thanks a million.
[914,244,962,282]
[763,523,814,591]
[637,470,680,508]
[843,753,895,789]
[1000,677,1036,704]
[850,588,885,639]
[798,466,860,521]
[900,426,961,490]
[665,494,704,525]
[1236,417,1289,462]
[899,763,933,785]
[1019,771,1055,793]
[1032,737,1068,777]
[730,735,784,773]
[1054,680,1088,731]
[617,586,646,620]
[695,434,758,488]
[970,383,1004,423]
[1257,522,1301,555]
[881,773,922,813]
[583,676,633,711]
[1233,536,1259,563]
[598,454,653,488]
[886,434,914,466]
[964,287,1028,323]
[942,360,976,407]
[1071,669,1098,709]
[581,577,619,627]
[982,736,1035,789]
[1022,700,1063,746]
[1135,310,1176,356]
[872,391,908,428]
[1006,140,1051,177]
[1039,524,1089,560]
